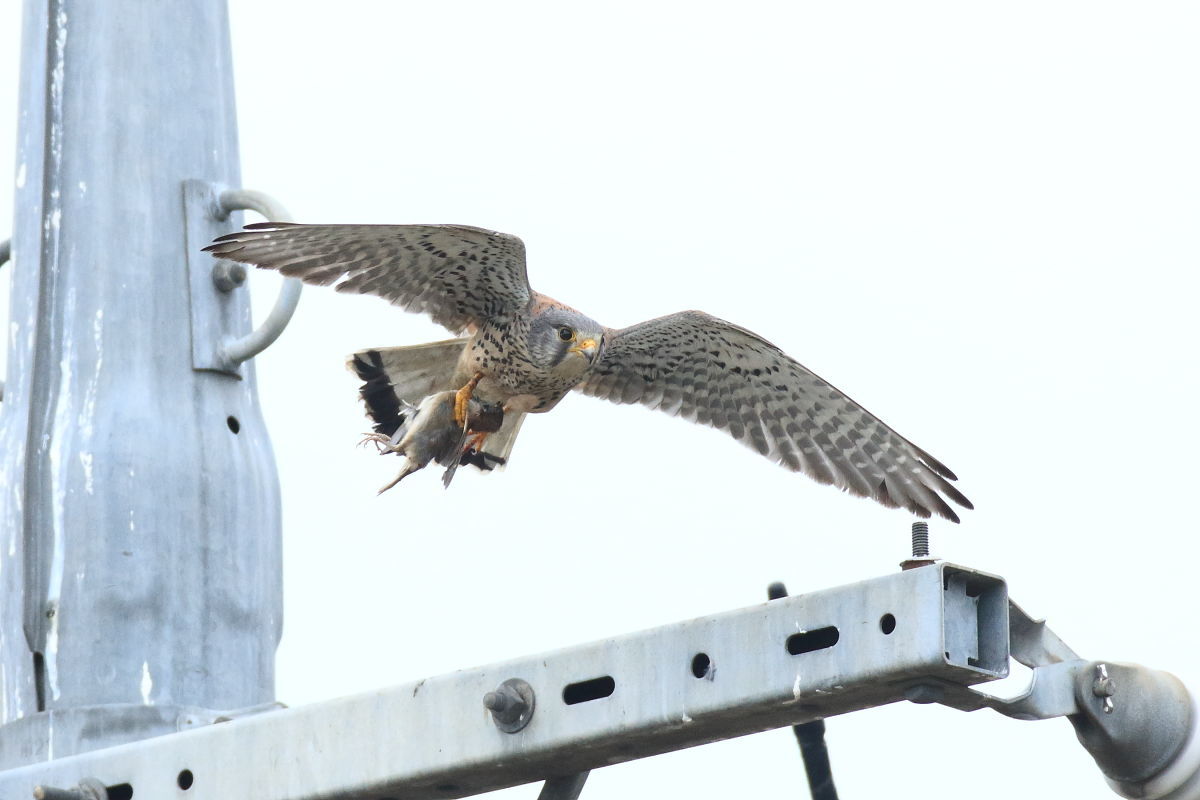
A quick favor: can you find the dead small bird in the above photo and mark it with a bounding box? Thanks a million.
[361,388,505,492]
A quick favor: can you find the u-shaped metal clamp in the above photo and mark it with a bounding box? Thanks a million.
[215,189,303,366]
[183,181,303,375]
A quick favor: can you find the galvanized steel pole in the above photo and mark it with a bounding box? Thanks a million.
[0,0,282,767]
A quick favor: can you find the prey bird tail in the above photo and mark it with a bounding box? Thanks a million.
[347,338,468,437]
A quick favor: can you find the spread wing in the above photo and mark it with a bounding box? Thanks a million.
[204,222,531,334]
[576,310,973,522]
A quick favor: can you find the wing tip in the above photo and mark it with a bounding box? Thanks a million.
[916,448,959,481]
[936,507,962,524]
[203,222,301,252]
[244,221,298,230]
[201,235,239,251]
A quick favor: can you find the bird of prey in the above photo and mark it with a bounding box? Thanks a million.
[205,222,973,522]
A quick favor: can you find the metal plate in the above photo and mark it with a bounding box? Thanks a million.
[0,564,1008,800]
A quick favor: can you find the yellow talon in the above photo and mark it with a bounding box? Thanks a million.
[454,373,484,428]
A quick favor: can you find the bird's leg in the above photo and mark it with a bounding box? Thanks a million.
[464,431,490,453]
[454,372,484,429]
[360,431,401,454]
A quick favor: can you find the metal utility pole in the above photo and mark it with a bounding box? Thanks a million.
[0,1,284,767]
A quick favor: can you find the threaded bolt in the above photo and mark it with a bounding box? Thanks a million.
[911,521,930,559]
[33,779,107,800]
[33,788,84,800]
[483,678,535,733]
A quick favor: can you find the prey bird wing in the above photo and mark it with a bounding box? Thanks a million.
[204,222,531,334]
[577,311,972,522]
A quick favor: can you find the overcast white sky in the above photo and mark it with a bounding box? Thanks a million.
[3,2,1200,798]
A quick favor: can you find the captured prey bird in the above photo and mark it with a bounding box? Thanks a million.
[205,222,973,522]
[358,384,506,492]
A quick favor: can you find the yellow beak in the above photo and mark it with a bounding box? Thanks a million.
[570,338,598,361]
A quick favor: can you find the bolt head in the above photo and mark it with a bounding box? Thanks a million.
[483,691,510,713]
[212,262,247,292]
[484,678,535,733]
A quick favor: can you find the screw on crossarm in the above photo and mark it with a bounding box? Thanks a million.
[901,521,937,570]
[482,678,536,733]
[767,582,839,800]
[911,521,930,558]
[32,778,107,800]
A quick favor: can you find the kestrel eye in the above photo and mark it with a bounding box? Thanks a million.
[558,327,575,342]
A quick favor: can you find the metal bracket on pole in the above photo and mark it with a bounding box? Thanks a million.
[216,189,302,366]
[1007,599,1081,667]
[929,601,1085,720]
[0,563,1010,800]
[919,599,1200,799]
[183,181,301,375]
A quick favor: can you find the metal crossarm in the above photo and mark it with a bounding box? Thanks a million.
[0,564,1008,800]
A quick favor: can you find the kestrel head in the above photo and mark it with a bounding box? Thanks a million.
[528,308,603,378]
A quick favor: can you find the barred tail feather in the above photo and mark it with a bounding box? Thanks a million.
[347,339,468,436]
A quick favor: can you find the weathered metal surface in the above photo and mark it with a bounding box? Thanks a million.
[0,0,281,768]
[0,564,1009,799]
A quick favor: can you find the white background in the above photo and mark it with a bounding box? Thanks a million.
[3,2,1199,798]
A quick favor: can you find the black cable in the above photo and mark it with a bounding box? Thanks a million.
[767,582,839,800]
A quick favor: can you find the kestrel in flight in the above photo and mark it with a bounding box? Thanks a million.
[206,222,973,522]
